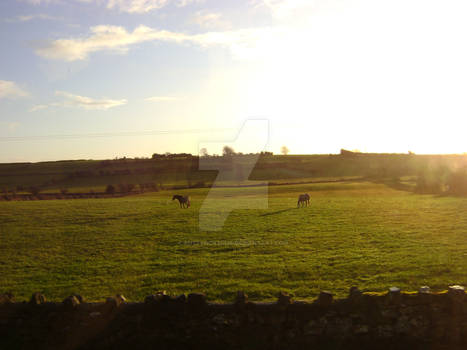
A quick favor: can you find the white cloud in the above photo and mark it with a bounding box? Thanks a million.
[145,96,178,102]
[34,25,177,61]
[177,0,204,7]
[106,0,168,13]
[55,90,127,110]
[30,91,128,111]
[0,80,28,99]
[105,0,205,12]
[6,13,63,22]
[19,13,61,21]
[29,104,50,112]
[34,24,278,61]
[0,122,21,132]
[19,0,206,13]
[20,0,60,4]
[191,11,230,30]
[257,0,314,20]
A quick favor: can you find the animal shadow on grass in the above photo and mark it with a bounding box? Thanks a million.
[259,208,293,217]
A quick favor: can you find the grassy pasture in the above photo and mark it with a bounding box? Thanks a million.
[1,181,467,302]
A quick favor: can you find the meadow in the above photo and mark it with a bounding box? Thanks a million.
[1,180,467,302]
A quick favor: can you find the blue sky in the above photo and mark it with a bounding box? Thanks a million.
[1,0,467,162]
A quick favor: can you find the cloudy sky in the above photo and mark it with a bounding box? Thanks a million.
[1,0,467,162]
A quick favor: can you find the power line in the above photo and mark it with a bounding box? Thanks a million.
[0,127,237,142]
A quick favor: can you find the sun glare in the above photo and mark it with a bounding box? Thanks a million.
[234,0,467,154]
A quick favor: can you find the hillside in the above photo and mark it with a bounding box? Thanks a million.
[0,152,466,194]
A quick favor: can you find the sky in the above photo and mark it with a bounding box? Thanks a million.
[1,0,467,162]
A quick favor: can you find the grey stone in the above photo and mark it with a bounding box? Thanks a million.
[145,291,170,304]
[105,295,126,310]
[277,291,291,306]
[235,291,247,305]
[419,286,431,294]
[115,294,127,305]
[349,286,362,298]
[212,313,230,325]
[106,297,118,309]
[72,294,84,303]
[448,285,465,298]
[187,293,207,307]
[304,320,325,335]
[175,294,186,303]
[0,293,14,304]
[449,285,465,292]
[318,291,333,306]
[63,295,80,310]
[354,325,369,334]
[29,292,46,305]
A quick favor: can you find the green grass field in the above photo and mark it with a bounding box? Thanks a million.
[1,180,467,302]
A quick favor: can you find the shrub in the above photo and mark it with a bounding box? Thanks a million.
[105,185,116,195]
[116,183,135,193]
[447,168,467,195]
[414,165,450,195]
[415,173,443,194]
[28,186,41,196]
[60,188,68,195]
[222,146,235,157]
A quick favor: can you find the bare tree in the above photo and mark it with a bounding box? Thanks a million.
[281,146,290,155]
[200,147,208,157]
[222,145,235,157]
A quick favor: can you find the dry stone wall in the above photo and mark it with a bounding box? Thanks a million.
[1,286,467,349]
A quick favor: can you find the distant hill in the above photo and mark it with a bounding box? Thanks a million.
[0,152,466,194]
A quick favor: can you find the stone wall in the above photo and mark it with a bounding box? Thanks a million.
[1,286,467,349]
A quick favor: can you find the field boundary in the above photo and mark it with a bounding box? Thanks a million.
[0,177,368,201]
[1,286,466,349]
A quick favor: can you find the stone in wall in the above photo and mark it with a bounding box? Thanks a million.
[0,287,466,349]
